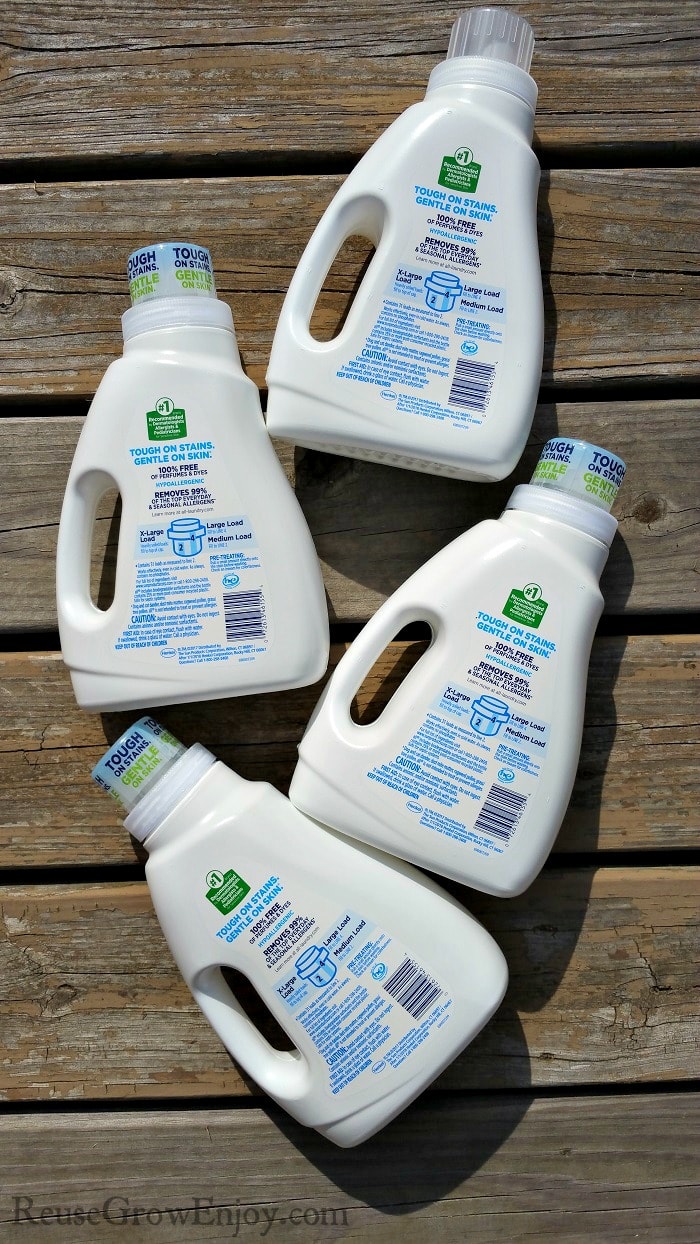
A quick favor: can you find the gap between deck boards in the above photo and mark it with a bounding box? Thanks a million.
[1,850,699,888]
[1,1080,698,1117]
[4,614,700,653]
[0,140,698,187]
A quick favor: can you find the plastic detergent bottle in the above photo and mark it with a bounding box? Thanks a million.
[93,717,508,1147]
[289,439,626,897]
[56,243,329,711]
[266,7,542,480]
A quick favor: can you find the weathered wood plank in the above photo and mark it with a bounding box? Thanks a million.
[0,1094,698,1240]
[0,868,696,1100]
[0,401,697,627]
[0,171,696,396]
[0,636,697,867]
[2,3,698,163]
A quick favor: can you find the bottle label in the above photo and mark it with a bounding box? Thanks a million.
[365,580,559,859]
[209,869,453,1099]
[335,144,504,430]
[92,716,185,813]
[531,439,626,510]
[115,403,270,666]
[127,244,215,304]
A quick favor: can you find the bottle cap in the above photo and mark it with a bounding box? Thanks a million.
[126,242,217,305]
[447,8,535,72]
[427,8,537,111]
[92,716,187,814]
[93,719,217,843]
[531,439,627,511]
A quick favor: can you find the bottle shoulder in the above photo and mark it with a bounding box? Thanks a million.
[146,769,448,900]
[394,518,537,590]
[75,351,264,449]
[343,90,535,184]
[352,517,603,639]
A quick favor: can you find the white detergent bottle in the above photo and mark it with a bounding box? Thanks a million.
[290,439,626,897]
[266,7,542,480]
[92,717,508,1147]
[56,242,329,711]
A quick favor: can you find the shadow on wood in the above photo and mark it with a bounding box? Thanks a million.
[262,1067,533,1206]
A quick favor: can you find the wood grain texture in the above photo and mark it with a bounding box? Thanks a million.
[1,0,697,1218]
[0,403,697,628]
[1,2,698,164]
[0,868,696,1101]
[0,636,697,867]
[1,1094,698,1241]
[0,170,697,396]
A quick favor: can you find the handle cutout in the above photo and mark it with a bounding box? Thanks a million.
[350,621,433,725]
[220,965,297,1053]
[90,485,122,610]
[308,234,377,343]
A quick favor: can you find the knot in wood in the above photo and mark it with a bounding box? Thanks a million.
[630,492,667,526]
[0,271,21,314]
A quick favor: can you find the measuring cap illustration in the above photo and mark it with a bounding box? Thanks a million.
[167,517,206,557]
[470,695,510,736]
[295,945,337,988]
[424,270,463,312]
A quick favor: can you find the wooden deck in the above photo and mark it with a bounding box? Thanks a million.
[0,2,698,1239]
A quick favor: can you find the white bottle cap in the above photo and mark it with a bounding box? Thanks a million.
[92,717,216,843]
[126,242,217,305]
[447,8,534,72]
[427,7,537,110]
[530,438,627,511]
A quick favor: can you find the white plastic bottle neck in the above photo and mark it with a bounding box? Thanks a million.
[126,752,262,856]
[124,743,217,845]
[504,486,614,578]
[122,295,235,343]
[426,56,537,115]
[92,722,260,850]
[122,318,240,364]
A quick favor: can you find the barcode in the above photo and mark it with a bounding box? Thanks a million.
[473,783,528,841]
[448,358,496,411]
[222,589,267,642]
[383,956,442,1020]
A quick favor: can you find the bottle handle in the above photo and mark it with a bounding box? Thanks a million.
[193,966,312,1101]
[284,193,387,349]
[326,599,439,740]
[56,467,120,632]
